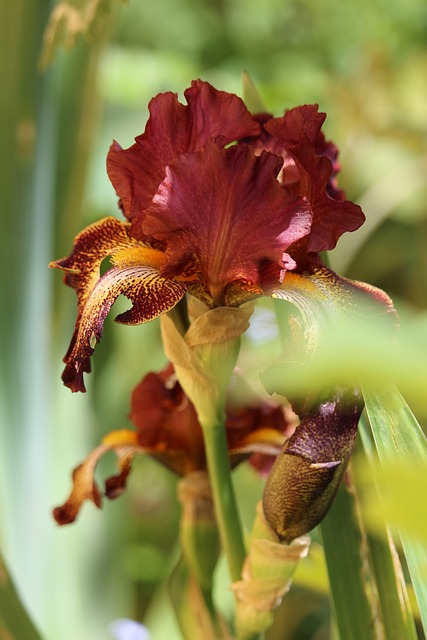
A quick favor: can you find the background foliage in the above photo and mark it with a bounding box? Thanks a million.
[1,0,426,638]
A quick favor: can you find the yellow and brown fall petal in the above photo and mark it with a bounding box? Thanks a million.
[53,430,142,525]
[62,264,187,392]
[50,216,143,312]
[50,219,189,391]
[50,216,181,391]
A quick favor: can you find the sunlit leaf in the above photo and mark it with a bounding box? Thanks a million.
[363,384,427,636]
[320,472,382,640]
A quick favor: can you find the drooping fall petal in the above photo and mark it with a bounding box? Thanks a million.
[107,79,261,235]
[50,216,140,314]
[270,266,396,364]
[53,430,142,525]
[262,387,363,542]
[61,264,187,392]
[143,142,313,305]
[264,105,365,252]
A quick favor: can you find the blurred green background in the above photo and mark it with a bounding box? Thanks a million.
[1,0,426,638]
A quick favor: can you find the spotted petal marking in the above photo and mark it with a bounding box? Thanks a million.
[50,217,140,312]
[62,265,187,392]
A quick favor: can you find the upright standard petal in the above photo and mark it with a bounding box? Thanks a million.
[263,105,365,252]
[143,142,313,305]
[107,80,261,235]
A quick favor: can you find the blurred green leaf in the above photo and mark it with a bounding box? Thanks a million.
[360,461,427,542]
[242,71,268,113]
[0,553,44,640]
[363,384,427,463]
[355,426,418,640]
[363,384,427,636]
[263,314,427,416]
[320,471,382,640]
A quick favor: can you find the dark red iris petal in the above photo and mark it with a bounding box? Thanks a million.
[143,142,312,305]
[106,80,261,238]
[264,105,365,252]
[130,365,206,475]
[130,364,290,476]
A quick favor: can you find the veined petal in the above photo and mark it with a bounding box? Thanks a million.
[263,387,363,542]
[107,79,261,233]
[270,266,396,361]
[143,142,312,305]
[62,265,187,392]
[49,216,148,314]
[53,430,143,525]
[265,105,365,252]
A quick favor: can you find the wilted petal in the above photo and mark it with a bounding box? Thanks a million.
[53,430,142,525]
[143,142,312,305]
[107,80,261,234]
[265,105,365,252]
[62,265,187,392]
[263,387,363,542]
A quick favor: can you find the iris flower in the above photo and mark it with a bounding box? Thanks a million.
[54,364,293,525]
[51,79,395,540]
[51,79,378,392]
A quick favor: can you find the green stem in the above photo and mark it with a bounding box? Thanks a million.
[201,417,246,582]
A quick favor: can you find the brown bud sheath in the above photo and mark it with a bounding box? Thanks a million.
[263,387,363,542]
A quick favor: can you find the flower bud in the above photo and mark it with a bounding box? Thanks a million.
[263,387,363,542]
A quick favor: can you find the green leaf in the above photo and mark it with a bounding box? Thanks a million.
[0,553,44,640]
[363,383,427,635]
[242,71,268,114]
[320,471,382,640]
[355,424,418,640]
